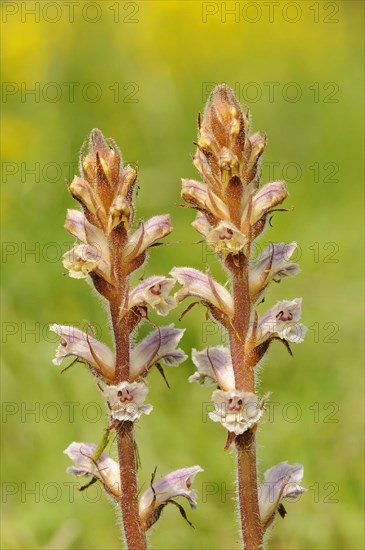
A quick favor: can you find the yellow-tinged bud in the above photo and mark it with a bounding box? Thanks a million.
[219,148,240,188]
[108,196,130,233]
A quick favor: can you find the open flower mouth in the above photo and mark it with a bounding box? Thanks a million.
[276,310,293,322]
[218,228,234,241]
[117,389,133,403]
[150,284,162,296]
[227,397,243,412]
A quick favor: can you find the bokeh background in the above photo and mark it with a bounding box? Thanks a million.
[1,1,364,549]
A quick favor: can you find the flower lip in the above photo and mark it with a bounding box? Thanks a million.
[103,381,153,422]
[206,221,247,258]
[209,389,265,435]
[128,276,176,316]
[255,298,307,345]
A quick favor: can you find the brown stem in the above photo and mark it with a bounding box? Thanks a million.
[116,422,146,550]
[109,231,147,550]
[228,253,263,549]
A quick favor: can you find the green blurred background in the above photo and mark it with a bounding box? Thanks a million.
[1,1,364,548]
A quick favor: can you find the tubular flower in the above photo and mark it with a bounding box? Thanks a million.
[64,442,121,499]
[103,381,153,422]
[124,215,173,262]
[50,324,115,382]
[191,211,211,237]
[130,324,186,379]
[127,276,176,316]
[171,267,234,319]
[63,243,111,282]
[249,181,289,226]
[259,462,306,530]
[206,221,247,257]
[249,242,300,301]
[256,298,307,345]
[189,346,235,390]
[65,208,108,251]
[209,390,265,435]
[139,466,204,530]
[181,179,230,221]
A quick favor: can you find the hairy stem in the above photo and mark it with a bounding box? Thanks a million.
[229,253,263,549]
[109,235,147,549]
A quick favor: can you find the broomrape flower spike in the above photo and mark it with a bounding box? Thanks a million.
[50,128,203,550]
[178,84,307,548]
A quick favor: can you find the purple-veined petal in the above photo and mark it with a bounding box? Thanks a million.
[139,466,204,525]
[259,461,306,530]
[250,181,288,225]
[64,441,120,498]
[125,215,173,261]
[171,267,234,318]
[65,209,108,252]
[130,324,186,379]
[49,324,115,382]
[192,212,211,237]
[249,242,300,300]
[190,346,235,391]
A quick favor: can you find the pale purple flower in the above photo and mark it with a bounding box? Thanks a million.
[63,210,111,281]
[64,441,120,498]
[103,381,153,422]
[50,324,115,382]
[259,461,306,529]
[250,181,288,225]
[249,242,300,300]
[209,390,264,435]
[125,215,173,261]
[256,298,307,344]
[206,221,247,257]
[171,267,234,318]
[62,244,99,279]
[189,346,235,391]
[130,324,186,379]
[249,132,266,158]
[127,276,176,316]
[139,466,203,529]
[192,212,211,237]
[65,209,107,250]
